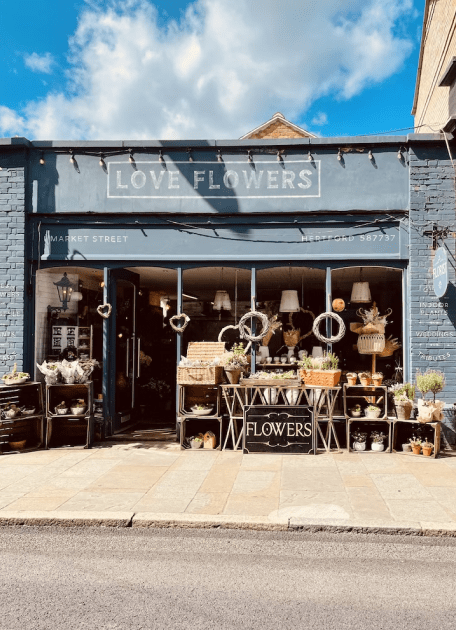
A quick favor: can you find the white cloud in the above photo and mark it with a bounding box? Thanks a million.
[24,52,55,74]
[0,106,25,136]
[3,0,414,139]
[311,112,328,127]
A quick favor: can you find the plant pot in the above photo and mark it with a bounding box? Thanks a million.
[350,409,362,418]
[412,445,421,455]
[359,377,372,386]
[395,400,413,420]
[372,377,383,386]
[190,439,203,449]
[225,368,242,385]
[365,409,381,419]
[353,441,366,451]
[417,399,445,423]
[422,446,433,457]
[402,443,412,452]
[371,442,384,452]
[299,369,341,387]
[347,377,357,386]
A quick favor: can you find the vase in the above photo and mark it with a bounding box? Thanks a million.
[395,400,413,420]
[371,442,384,452]
[412,445,421,455]
[285,388,299,405]
[225,368,242,384]
[264,388,278,405]
[353,441,366,451]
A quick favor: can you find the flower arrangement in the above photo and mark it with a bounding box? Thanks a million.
[352,430,367,443]
[222,343,249,371]
[409,437,421,447]
[244,370,297,381]
[299,353,339,371]
[370,431,386,443]
[2,363,30,384]
[421,439,434,449]
[391,383,415,402]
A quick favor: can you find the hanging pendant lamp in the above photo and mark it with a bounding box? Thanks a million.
[213,268,231,311]
[279,267,300,312]
[350,282,371,303]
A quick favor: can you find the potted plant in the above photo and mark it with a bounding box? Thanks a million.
[391,383,415,420]
[352,430,367,451]
[189,435,204,449]
[416,370,445,422]
[54,401,69,415]
[365,404,381,418]
[349,404,362,418]
[421,439,434,457]
[358,371,372,386]
[299,352,341,387]
[190,404,213,416]
[1,363,30,386]
[410,437,422,455]
[372,372,383,386]
[402,441,412,452]
[346,372,357,386]
[370,431,386,452]
[223,343,249,384]
[70,399,87,415]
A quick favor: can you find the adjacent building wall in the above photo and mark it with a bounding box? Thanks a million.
[413,0,456,131]
[0,153,26,374]
[409,140,456,446]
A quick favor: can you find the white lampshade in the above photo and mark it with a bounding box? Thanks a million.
[279,290,300,312]
[350,282,371,303]
[72,291,83,302]
[213,290,231,311]
[312,346,324,358]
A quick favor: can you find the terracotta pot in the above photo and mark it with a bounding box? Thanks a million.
[422,446,433,457]
[360,377,372,386]
[347,377,357,386]
[412,445,421,455]
[225,368,242,384]
[395,401,413,420]
[372,377,383,386]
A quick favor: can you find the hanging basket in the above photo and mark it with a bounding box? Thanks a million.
[357,334,385,355]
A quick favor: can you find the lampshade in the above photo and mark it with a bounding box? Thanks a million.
[350,282,371,303]
[72,291,83,302]
[213,290,231,311]
[279,290,300,312]
[312,346,324,358]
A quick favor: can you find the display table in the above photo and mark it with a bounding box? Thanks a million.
[220,384,341,453]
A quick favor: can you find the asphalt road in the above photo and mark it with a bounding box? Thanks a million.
[1,527,456,630]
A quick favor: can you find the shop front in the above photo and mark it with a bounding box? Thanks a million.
[2,133,455,452]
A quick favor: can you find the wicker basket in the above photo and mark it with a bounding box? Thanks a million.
[283,329,300,347]
[358,323,385,335]
[177,342,225,385]
[357,334,385,355]
[299,369,341,387]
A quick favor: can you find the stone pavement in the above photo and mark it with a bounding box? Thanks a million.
[1,442,456,534]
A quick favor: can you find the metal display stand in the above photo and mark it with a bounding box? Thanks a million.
[0,382,46,454]
[45,382,94,449]
[220,384,341,453]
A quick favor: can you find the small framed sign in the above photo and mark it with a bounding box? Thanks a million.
[243,405,314,454]
[433,247,448,298]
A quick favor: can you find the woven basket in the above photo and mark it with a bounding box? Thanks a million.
[177,342,225,385]
[299,369,341,387]
[262,329,274,346]
[357,334,385,355]
[358,323,385,335]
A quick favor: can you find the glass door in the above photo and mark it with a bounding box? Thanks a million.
[109,269,140,431]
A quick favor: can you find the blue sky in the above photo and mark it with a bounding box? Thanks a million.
[0,0,424,140]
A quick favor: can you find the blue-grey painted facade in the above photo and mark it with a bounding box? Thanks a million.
[1,133,456,447]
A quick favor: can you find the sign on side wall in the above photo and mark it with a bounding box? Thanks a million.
[433,247,448,298]
[243,405,313,454]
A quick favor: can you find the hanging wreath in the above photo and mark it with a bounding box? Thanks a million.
[169,313,190,333]
[312,311,346,344]
[217,324,252,353]
[97,303,112,319]
[238,311,270,342]
[287,309,316,342]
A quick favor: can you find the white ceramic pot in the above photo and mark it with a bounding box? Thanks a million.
[371,442,384,452]
[258,346,269,360]
[402,443,412,452]
[353,441,366,451]
[365,409,381,419]
[264,388,278,405]
[286,388,299,405]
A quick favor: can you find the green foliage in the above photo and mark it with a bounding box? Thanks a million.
[415,370,445,401]
[299,353,339,371]
[392,383,415,401]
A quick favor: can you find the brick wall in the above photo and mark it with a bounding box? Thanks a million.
[247,120,310,139]
[409,142,456,446]
[0,159,26,374]
[414,0,456,131]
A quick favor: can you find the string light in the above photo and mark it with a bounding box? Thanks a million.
[217,150,223,162]
[308,151,312,162]
[187,148,193,162]
[337,148,342,161]
[39,152,45,165]
[99,155,106,168]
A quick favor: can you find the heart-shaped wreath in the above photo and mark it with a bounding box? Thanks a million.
[97,303,112,319]
[169,312,190,333]
[288,308,315,342]
[217,324,252,353]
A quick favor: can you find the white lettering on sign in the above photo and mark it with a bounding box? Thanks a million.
[246,421,312,438]
[418,351,451,361]
[107,160,321,199]
[433,261,447,279]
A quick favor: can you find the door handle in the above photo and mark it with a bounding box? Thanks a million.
[137,338,141,378]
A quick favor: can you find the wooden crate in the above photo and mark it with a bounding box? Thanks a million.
[177,342,225,385]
